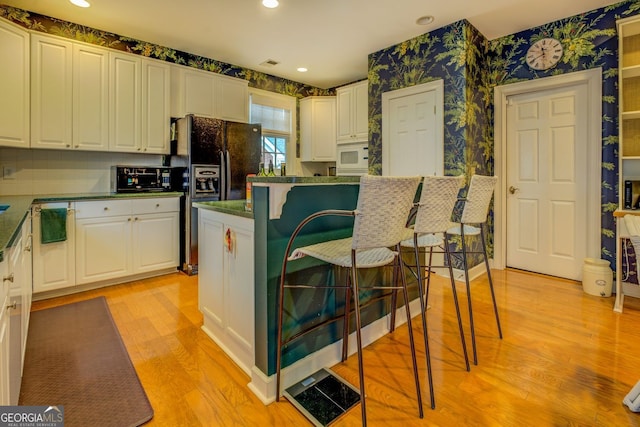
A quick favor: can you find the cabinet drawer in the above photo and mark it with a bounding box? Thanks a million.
[133,197,179,214]
[75,200,132,219]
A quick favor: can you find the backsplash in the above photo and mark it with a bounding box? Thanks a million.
[0,148,162,195]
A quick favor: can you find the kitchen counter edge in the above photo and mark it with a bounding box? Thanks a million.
[193,200,253,219]
[0,192,184,262]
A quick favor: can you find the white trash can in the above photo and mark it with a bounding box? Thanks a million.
[582,258,613,297]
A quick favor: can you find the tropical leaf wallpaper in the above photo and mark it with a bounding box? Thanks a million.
[367,0,639,271]
[2,1,640,273]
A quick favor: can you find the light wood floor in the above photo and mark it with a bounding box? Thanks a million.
[30,269,640,426]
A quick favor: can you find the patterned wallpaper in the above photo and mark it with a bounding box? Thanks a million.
[367,0,640,268]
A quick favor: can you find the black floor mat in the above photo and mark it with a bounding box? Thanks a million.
[284,368,360,426]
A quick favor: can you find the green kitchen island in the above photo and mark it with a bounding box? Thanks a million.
[195,176,419,404]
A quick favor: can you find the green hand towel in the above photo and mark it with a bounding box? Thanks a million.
[41,208,67,244]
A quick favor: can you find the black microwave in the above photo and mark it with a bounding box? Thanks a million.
[112,166,172,193]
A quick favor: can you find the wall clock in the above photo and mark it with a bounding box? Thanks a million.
[525,38,563,70]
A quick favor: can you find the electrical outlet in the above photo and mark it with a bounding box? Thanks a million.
[3,164,16,180]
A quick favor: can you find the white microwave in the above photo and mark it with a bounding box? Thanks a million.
[336,142,368,176]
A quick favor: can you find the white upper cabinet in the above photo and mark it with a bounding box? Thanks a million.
[31,32,169,153]
[300,96,336,162]
[142,59,171,153]
[171,65,249,122]
[214,74,249,122]
[31,35,109,151]
[336,80,368,143]
[109,51,142,153]
[0,19,29,148]
[72,43,109,151]
[109,53,170,154]
[30,34,73,149]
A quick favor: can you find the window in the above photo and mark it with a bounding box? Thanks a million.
[249,89,296,173]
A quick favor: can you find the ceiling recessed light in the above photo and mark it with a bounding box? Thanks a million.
[297,67,307,73]
[262,0,279,8]
[70,0,91,7]
[416,15,434,25]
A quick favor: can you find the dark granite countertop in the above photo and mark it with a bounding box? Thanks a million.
[0,192,183,262]
[193,200,253,219]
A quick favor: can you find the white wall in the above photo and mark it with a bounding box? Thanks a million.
[0,148,164,195]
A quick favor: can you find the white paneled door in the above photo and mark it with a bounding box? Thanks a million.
[382,80,443,176]
[506,83,588,280]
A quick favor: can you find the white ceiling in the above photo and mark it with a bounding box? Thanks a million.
[3,0,621,88]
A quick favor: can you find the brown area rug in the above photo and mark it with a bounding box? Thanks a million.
[19,297,153,427]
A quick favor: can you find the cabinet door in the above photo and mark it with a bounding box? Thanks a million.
[352,81,368,141]
[0,282,9,406]
[73,43,109,151]
[30,34,73,149]
[215,75,249,123]
[0,20,29,148]
[224,220,255,369]
[198,211,225,324]
[183,69,216,118]
[337,81,368,143]
[32,203,76,293]
[110,52,142,153]
[336,88,353,142]
[300,97,336,162]
[132,212,179,273]
[76,215,132,284]
[142,59,170,153]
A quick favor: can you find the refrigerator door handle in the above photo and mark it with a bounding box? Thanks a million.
[225,150,231,200]
[219,150,226,200]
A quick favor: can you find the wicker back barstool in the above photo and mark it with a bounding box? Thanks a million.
[275,174,424,426]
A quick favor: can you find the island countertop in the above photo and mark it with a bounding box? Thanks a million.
[193,199,253,219]
[248,176,361,184]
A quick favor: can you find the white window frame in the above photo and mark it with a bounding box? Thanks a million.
[249,88,297,175]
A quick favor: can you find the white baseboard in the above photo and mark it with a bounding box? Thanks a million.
[248,296,424,404]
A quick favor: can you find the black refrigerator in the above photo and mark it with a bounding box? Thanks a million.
[175,114,262,274]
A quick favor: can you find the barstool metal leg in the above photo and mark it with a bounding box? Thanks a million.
[350,253,367,426]
[342,272,351,362]
[480,224,502,338]
[412,238,434,410]
[460,226,478,365]
[444,234,470,371]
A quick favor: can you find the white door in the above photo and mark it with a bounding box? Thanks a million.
[382,80,443,176]
[506,83,588,280]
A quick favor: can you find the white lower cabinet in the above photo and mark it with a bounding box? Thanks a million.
[198,208,254,375]
[75,201,132,284]
[76,198,179,284]
[1,212,33,405]
[33,197,179,294]
[32,202,76,293]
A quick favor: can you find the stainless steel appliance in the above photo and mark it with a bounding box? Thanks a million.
[176,114,262,274]
[112,166,172,192]
[336,142,368,176]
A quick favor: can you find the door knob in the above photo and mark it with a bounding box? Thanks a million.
[509,186,519,194]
